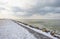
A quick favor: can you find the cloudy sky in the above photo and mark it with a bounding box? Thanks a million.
[0,0,60,19]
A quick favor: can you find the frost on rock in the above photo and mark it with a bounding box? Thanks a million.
[0,20,37,39]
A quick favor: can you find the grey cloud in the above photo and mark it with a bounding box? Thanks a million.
[0,7,5,12]
[11,7,32,16]
[12,7,24,12]
[0,7,5,10]
[12,0,60,16]
[28,0,60,14]
[12,7,60,16]
[25,7,60,15]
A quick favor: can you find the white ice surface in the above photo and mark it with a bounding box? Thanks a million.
[0,20,37,39]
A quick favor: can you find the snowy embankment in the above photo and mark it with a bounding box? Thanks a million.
[0,20,37,39]
[14,20,58,39]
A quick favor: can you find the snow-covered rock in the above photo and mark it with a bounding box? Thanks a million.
[16,20,58,39]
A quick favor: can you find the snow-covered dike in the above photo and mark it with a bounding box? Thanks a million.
[0,19,37,39]
[14,20,58,39]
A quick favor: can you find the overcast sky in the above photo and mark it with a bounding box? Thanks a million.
[0,0,60,19]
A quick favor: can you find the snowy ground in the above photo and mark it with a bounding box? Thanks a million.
[0,19,59,39]
[0,19,37,39]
